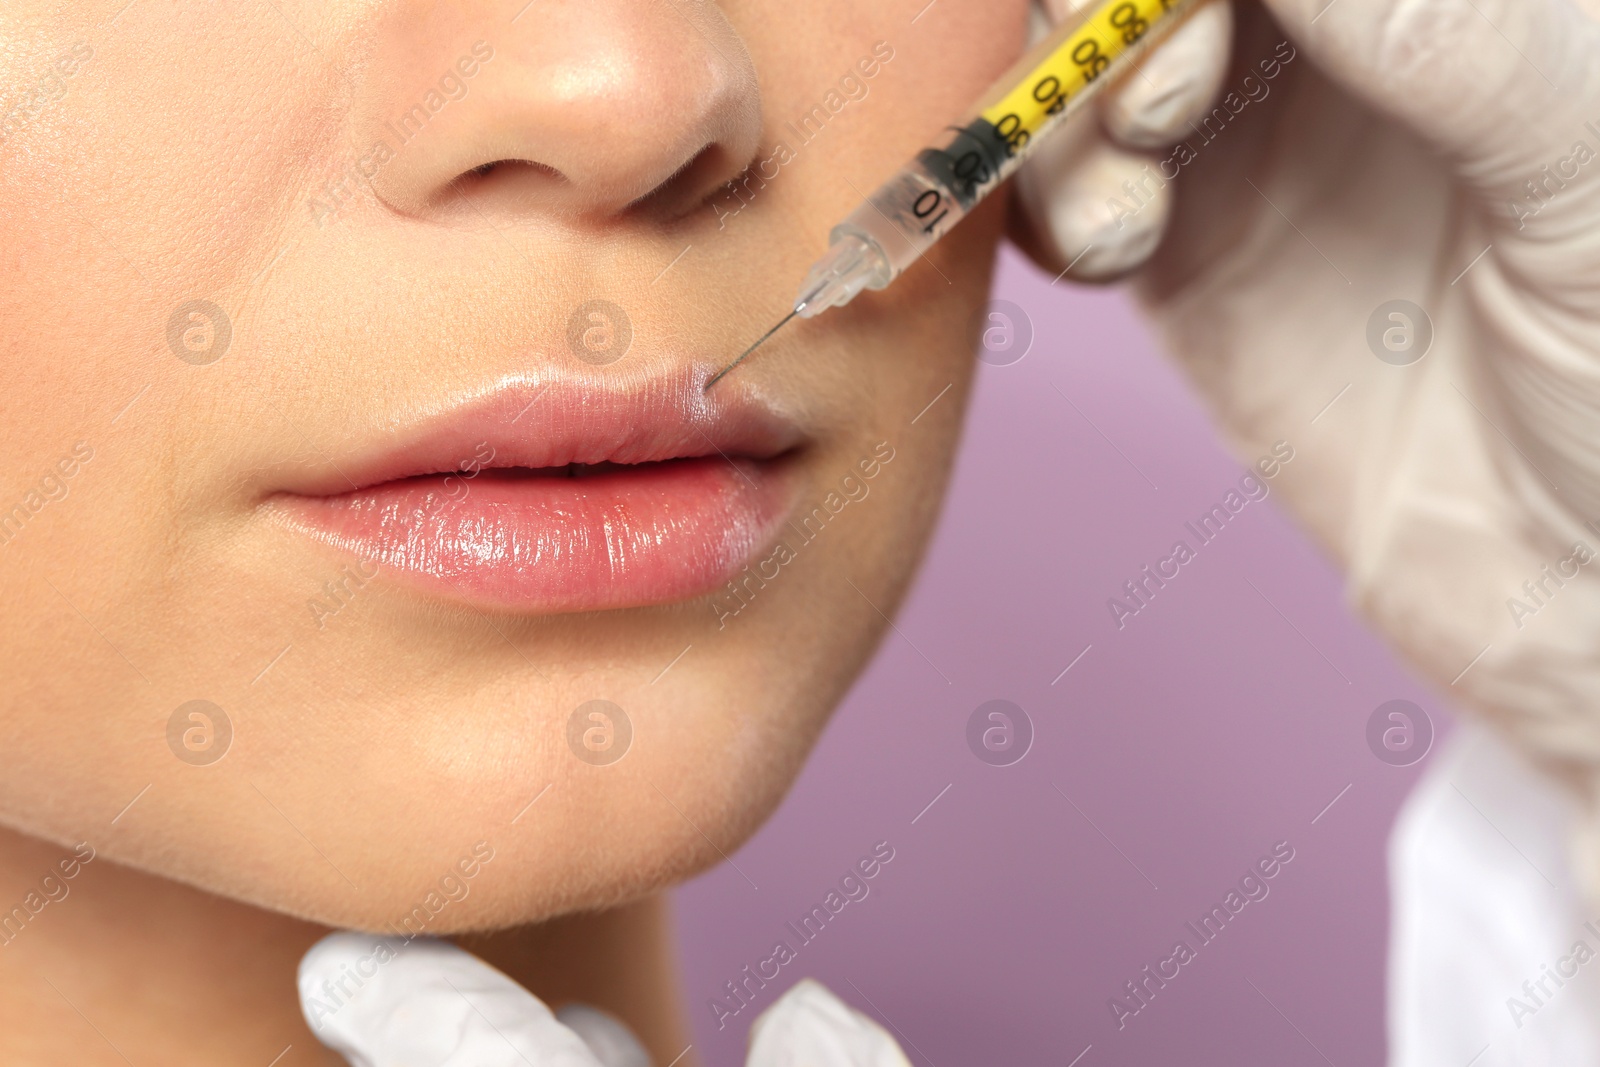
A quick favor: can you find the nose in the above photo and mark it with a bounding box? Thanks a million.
[363,0,763,224]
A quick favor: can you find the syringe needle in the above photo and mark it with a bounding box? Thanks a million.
[709,0,1197,393]
[704,308,798,391]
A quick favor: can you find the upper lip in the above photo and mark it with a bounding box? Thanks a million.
[275,362,805,497]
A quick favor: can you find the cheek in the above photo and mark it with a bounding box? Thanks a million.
[0,6,371,913]
[0,0,1031,933]
[734,0,1031,200]
[895,1,1033,124]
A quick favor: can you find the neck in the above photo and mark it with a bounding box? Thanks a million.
[0,825,693,1065]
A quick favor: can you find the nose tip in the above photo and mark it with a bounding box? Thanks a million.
[366,0,764,225]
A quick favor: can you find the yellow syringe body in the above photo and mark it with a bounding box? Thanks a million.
[794,0,1200,317]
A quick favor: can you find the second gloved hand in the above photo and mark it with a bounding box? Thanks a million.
[299,932,910,1067]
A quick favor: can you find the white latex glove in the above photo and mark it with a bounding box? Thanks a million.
[745,979,912,1067]
[1016,0,1600,887]
[298,934,610,1067]
[298,933,910,1067]
[1013,0,1237,280]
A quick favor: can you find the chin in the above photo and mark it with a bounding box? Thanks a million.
[51,634,847,936]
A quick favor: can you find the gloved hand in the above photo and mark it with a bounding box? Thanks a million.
[1014,0,1600,886]
[298,932,911,1067]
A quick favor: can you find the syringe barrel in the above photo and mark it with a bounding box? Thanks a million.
[803,0,1199,310]
[827,123,1011,289]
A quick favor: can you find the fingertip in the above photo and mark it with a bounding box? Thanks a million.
[297,934,604,1067]
[1015,133,1173,282]
[748,978,912,1067]
[1102,0,1235,150]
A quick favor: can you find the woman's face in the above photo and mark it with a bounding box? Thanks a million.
[0,0,1028,930]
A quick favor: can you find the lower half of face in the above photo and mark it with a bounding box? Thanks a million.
[0,0,1027,930]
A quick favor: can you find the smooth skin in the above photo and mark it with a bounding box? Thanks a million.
[0,0,1031,1062]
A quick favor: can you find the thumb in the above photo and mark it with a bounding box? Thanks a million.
[298,932,606,1067]
[746,979,912,1067]
[1262,0,1600,194]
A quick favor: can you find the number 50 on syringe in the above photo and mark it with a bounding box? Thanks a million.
[708,0,1201,388]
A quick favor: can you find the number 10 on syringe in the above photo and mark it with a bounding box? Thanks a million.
[792,0,1199,318]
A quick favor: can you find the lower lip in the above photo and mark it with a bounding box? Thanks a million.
[276,457,794,612]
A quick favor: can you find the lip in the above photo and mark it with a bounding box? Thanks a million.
[269,366,804,613]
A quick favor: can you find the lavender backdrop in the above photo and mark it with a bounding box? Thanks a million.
[673,246,1449,1067]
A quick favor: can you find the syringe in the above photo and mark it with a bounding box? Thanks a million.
[706,0,1201,389]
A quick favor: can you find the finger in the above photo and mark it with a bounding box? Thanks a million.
[1013,118,1173,281]
[1100,1,1235,150]
[1012,0,1225,279]
[298,933,605,1067]
[747,979,912,1067]
[556,1004,652,1067]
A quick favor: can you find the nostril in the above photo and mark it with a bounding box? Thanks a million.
[438,159,570,212]
[466,159,565,181]
[623,143,735,222]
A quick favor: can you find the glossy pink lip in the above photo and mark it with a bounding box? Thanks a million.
[271,367,803,613]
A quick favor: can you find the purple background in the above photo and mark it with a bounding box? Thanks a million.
[673,247,1449,1067]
